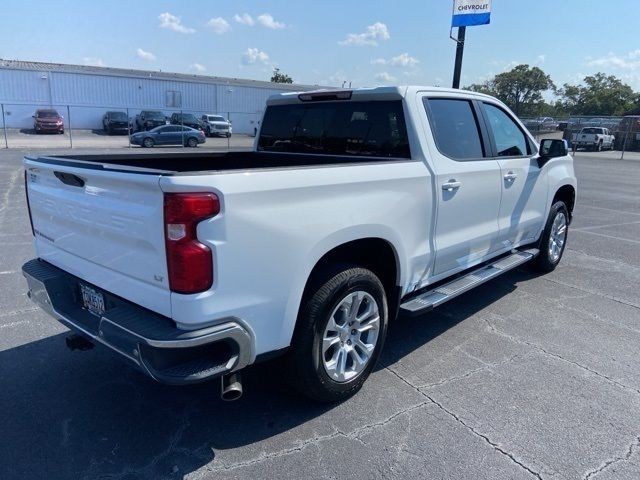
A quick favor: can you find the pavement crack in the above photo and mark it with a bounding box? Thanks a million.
[583,436,640,480]
[541,276,640,311]
[482,317,640,397]
[203,401,430,474]
[385,367,544,479]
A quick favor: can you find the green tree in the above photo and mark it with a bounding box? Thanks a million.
[270,67,293,84]
[466,64,555,116]
[556,73,636,115]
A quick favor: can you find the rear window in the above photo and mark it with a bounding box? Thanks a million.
[424,98,484,160]
[582,128,603,134]
[258,100,410,158]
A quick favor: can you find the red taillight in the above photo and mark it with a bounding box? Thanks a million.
[164,193,220,294]
[24,170,35,236]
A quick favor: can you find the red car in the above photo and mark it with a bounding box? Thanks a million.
[33,109,64,134]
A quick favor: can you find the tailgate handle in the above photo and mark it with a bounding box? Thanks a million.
[54,171,85,188]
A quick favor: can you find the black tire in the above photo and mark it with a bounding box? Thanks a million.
[286,265,388,403]
[226,133,231,138]
[530,201,569,273]
[597,141,602,152]
[142,137,154,148]
[205,126,211,137]
[187,137,198,148]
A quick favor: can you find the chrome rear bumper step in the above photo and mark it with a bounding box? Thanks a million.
[400,249,539,315]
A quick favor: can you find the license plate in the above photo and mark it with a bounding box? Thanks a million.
[80,284,105,316]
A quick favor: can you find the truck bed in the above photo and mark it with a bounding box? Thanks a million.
[31,150,403,175]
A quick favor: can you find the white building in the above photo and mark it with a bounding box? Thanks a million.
[0,59,319,134]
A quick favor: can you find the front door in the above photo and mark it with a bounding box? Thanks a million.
[480,102,548,246]
[422,96,503,278]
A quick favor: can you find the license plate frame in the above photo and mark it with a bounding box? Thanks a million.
[79,283,106,316]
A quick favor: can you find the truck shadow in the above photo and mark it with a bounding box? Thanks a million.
[0,268,537,480]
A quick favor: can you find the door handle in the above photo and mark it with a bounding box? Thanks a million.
[503,171,518,182]
[442,180,462,191]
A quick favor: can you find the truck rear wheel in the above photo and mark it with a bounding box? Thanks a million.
[530,201,569,273]
[287,266,388,402]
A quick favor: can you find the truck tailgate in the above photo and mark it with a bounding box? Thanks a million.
[24,157,172,317]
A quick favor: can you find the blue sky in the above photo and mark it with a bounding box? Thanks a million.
[1,0,639,90]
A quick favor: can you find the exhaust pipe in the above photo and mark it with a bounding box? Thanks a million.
[221,372,243,401]
[65,334,94,351]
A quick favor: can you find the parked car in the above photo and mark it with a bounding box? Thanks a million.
[22,86,576,402]
[571,127,615,151]
[102,111,129,135]
[130,125,205,147]
[524,117,558,132]
[134,110,167,131]
[32,109,64,134]
[200,114,232,137]
[169,113,204,131]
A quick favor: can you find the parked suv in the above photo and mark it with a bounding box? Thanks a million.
[170,113,203,131]
[102,111,129,135]
[33,109,64,134]
[201,114,232,137]
[22,87,576,403]
[135,110,167,131]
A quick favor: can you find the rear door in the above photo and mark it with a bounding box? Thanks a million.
[24,157,172,316]
[479,101,548,246]
[421,95,503,277]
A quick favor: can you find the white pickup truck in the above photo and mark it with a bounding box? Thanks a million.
[572,127,615,151]
[22,87,576,402]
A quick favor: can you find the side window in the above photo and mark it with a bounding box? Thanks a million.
[483,103,529,157]
[424,98,484,160]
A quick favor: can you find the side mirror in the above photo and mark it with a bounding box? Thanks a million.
[538,139,568,167]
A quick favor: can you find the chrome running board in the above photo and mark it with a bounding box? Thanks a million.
[400,249,539,315]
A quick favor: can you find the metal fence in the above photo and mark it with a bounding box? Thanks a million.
[0,102,260,149]
[519,115,640,155]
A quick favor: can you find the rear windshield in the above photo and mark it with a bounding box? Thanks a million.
[258,100,410,158]
[582,128,603,134]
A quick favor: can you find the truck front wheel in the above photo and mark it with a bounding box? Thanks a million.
[531,201,569,272]
[287,266,388,402]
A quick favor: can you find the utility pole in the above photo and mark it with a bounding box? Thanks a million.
[451,26,466,89]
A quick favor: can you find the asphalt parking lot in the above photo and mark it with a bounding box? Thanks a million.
[1,148,639,480]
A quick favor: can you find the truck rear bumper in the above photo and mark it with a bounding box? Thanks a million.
[22,259,253,385]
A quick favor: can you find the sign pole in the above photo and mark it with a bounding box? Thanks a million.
[452,26,466,89]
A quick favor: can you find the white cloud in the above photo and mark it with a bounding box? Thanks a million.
[536,54,546,63]
[136,48,156,61]
[242,48,270,65]
[375,71,396,83]
[189,63,206,72]
[233,13,255,26]
[257,13,285,29]
[82,57,105,67]
[587,50,640,70]
[206,17,231,34]
[371,53,419,68]
[158,12,195,34]
[339,22,390,47]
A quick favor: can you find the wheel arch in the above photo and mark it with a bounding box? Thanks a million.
[552,184,576,222]
[299,237,403,325]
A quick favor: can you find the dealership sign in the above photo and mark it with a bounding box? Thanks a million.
[451,0,491,27]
